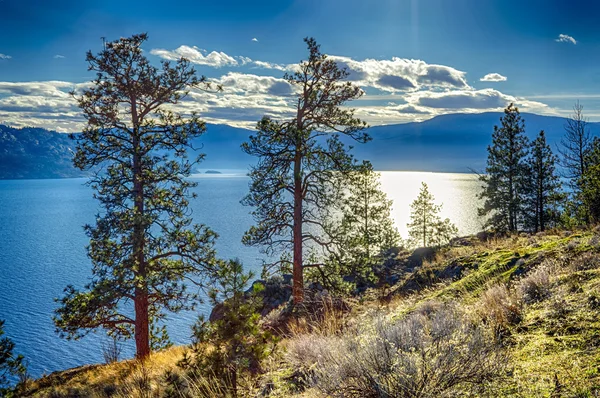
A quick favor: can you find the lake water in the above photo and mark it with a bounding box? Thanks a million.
[0,171,482,377]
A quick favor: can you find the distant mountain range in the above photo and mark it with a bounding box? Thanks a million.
[1,112,599,179]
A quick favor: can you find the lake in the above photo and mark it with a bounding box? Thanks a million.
[0,171,482,377]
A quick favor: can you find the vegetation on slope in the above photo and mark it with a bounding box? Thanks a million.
[19,228,600,397]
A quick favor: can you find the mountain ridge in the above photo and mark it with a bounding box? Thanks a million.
[1,112,599,179]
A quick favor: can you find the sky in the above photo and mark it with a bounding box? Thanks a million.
[0,0,599,132]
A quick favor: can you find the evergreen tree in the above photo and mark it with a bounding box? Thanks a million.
[0,320,25,396]
[478,103,530,232]
[524,131,562,232]
[54,34,218,359]
[580,138,600,223]
[558,101,593,224]
[180,259,273,397]
[407,182,458,248]
[318,161,400,290]
[242,38,369,304]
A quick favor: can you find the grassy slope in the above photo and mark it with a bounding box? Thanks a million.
[21,230,600,397]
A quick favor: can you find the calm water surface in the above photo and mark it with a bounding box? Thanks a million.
[0,172,482,377]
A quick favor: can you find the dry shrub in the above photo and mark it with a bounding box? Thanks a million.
[570,251,600,271]
[285,303,506,397]
[287,295,351,337]
[516,264,551,304]
[476,284,522,338]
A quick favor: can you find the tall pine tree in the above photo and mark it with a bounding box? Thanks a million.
[54,34,218,359]
[478,103,530,233]
[524,131,562,232]
[580,138,600,223]
[242,38,369,304]
[558,101,592,224]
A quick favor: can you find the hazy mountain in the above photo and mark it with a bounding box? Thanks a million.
[1,113,599,179]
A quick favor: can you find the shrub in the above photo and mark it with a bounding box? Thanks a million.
[516,264,551,304]
[570,251,600,271]
[179,259,274,397]
[285,303,506,397]
[476,284,522,339]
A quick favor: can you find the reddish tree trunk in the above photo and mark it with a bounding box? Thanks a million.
[292,148,304,304]
[134,288,150,359]
[132,123,150,359]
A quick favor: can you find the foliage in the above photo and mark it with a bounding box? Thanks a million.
[407,182,458,248]
[523,130,563,232]
[180,259,274,397]
[285,304,506,397]
[311,161,401,292]
[479,103,530,232]
[0,320,26,396]
[54,33,218,359]
[580,137,600,223]
[241,37,369,303]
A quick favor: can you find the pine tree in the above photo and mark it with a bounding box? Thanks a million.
[0,320,25,396]
[478,103,530,232]
[242,38,369,304]
[407,182,458,248]
[320,161,400,289]
[558,101,593,224]
[181,259,273,397]
[580,138,600,223]
[54,34,218,359]
[524,131,562,232]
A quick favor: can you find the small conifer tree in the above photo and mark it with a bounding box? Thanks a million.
[407,182,458,248]
[181,259,274,397]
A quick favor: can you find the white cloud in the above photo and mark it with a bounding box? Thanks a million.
[252,38,258,42]
[409,88,554,115]
[150,45,239,67]
[0,54,11,60]
[325,56,470,92]
[480,73,507,82]
[556,34,577,45]
[53,54,65,59]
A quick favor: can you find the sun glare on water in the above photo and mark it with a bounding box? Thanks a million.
[379,171,484,239]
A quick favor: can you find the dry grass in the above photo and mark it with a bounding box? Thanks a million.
[23,346,187,397]
[475,283,522,339]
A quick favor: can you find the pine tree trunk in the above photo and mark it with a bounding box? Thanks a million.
[292,147,304,304]
[132,122,150,359]
[134,289,150,359]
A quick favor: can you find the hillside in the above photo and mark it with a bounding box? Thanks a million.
[20,229,600,397]
[1,112,599,179]
[0,125,84,179]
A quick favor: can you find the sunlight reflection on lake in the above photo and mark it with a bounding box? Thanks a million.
[379,172,484,239]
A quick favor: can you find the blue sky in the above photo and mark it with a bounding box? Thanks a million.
[0,0,598,131]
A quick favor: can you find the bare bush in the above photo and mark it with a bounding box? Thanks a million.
[570,251,600,271]
[476,284,522,338]
[102,336,122,364]
[516,265,551,304]
[285,303,506,397]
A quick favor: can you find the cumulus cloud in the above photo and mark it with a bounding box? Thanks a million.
[325,56,470,92]
[410,88,553,115]
[0,49,561,131]
[214,72,293,96]
[0,81,74,97]
[556,34,577,45]
[252,38,258,42]
[0,54,11,60]
[150,46,240,67]
[480,73,507,82]
[53,55,65,59]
